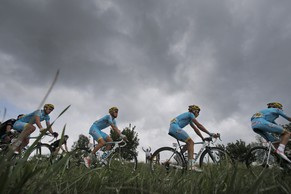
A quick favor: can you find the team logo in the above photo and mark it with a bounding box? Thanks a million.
[252,113,263,118]
[252,121,261,126]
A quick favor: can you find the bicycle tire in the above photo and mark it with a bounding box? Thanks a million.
[199,147,233,169]
[108,148,138,172]
[245,146,280,176]
[149,147,185,177]
[27,143,53,165]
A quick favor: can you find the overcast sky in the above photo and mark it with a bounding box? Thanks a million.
[1,0,291,161]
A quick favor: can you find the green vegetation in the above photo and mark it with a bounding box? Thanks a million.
[110,124,140,156]
[1,155,291,194]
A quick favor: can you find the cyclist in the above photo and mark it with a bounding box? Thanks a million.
[12,104,58,154]
[0,114,24,144]
[50,135,69,155]
[169,105,218,172]
[83,107,127,168]
[251,102,291,163]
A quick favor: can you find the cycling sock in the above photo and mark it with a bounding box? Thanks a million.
[12,140,22,150]
[277,144,285,152]
[188,159,195,166]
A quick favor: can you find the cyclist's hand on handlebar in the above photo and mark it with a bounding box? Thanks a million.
[209,133,220,138]
[52,132,59,138]
[120,134,128,141]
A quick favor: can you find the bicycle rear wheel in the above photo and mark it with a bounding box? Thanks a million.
[199,147,233,169]
[108,148,137,172]
[245,146,280,176]
[27,143,52,165]
[150,147,185,177]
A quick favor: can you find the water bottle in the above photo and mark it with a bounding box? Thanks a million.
[101,150,109,159]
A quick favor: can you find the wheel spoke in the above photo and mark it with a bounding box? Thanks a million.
[150,147,185,178]
[109,148,137,172]
[199,147,233,169]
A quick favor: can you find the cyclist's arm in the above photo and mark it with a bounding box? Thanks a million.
[277,109,291,122]
[110,124,122,135]
[35,115,44,130]
[64,144,69,152]
[45,121,54,134]
[59,145,66,152]
[192,118,212,136]
[190,122,204,140]
[110,124,126,139]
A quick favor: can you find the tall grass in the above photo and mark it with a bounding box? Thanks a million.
[1,157,291,194]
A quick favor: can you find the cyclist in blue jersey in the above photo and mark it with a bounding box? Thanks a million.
[169,105,218,172]
[12,104,58,154]
[251,102,291,162]
[83,107,127,168]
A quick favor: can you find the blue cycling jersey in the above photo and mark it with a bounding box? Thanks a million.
[93,115,117,130]
[18,110,50,124]
[251,108,289,123]
[171,112,195,128]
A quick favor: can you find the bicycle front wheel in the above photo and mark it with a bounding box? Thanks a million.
[150,147,185,177]
[199,147,233,169]
[108,148,137,172]
[245,146,280,177]
[27,143,52,165]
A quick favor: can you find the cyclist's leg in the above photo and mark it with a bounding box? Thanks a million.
[12,121,35,153]
[104,135,113,151]
[89,125,107,155]
[169,123,192,158]
[169,124,201,171]
[252,119,279,142]
[252,119,290,162]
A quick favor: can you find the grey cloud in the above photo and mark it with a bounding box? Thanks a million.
[1,0,291,151]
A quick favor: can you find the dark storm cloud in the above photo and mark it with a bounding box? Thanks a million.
[1,0,291,149]
[0,0,181,93]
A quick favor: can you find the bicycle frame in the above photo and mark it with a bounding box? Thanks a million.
[260,139,291,166]
[173,137,217,164]
[91,139,127,160]
[265,141,276,166]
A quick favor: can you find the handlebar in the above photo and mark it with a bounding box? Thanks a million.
[203,133,221,142]
[105,138,127,148]
[29,132,58,143]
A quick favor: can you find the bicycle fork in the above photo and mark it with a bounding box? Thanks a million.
[164,149,184,170]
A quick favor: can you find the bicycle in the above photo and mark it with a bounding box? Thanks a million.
[70,138,138,172]
[25,133,57,163]
[150,133,233,175]
[0,131,57,165]
[245,139,291,176]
